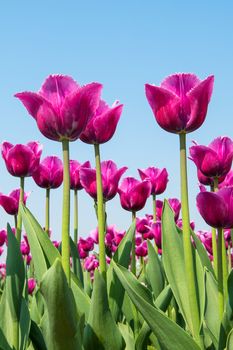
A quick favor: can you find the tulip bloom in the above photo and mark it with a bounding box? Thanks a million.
[70,160,91,190]
[1,141,42,177]
[0,229,7,247]
[190,137,233,179]
[33,156,63,189]
[156,198,181,222]
[145,73,214,134]
[80,160,127,202]
[0,189,30,216]
[118,177,151,213]
[80,100,123,144]
[84,255,99,272]
[28,278,36,295]
[135,241,148,257]
[138,167,168,195]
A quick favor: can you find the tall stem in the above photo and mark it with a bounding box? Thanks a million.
[217,228,224,319]
[74,189,78,245]
[14,215,17,231]
[152,194,156,223]
[131,211,136,275]
[94,143,106,281]
[211,179,218,275]
[45,188,50,235]
[222,232,228,300]
[179,133,200,342]
[16,177,24,242]
[61,140,71,285]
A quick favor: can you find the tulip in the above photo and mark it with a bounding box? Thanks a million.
[145,73,214,345]
[33,156,63,235]
[176,219,195,231]
[28,278,36,295]
[69,160,91,244]
[80,100,123,144]
[156,198,181,222]
[190,137,233,179]
[135,241,148,257]
[16,75,103,285]
[138,167,168,222]
[84,255,99,272]
[151,221,162,249]
[1,141,42,243]
[78,237,94,252]
[80,160,127,202]
[196,230,213,255]
[0,229,7,247]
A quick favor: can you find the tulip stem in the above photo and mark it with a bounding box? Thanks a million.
[94,143,106,281]
[222,232,228,300]
[131,211,136,275]
[74,189,78,245]
[14,215,17,231]
[16,177,24,242]
[61,140,71,285]
[217,228,224,319]
[45,188,50,235]
[179,133,200,343]
[152,194,156,223]
[211,179,218,276]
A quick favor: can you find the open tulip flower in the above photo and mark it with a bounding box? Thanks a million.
[156,198,181,222]
[80,160,127,202]
[70,160,91,190]
[190,137,233,179]
[15,75,102,142]
[138,167,168,195]
[1,141,42,177]
[145,73,214,134]
[0,189,30,215]
[33,156,63,189]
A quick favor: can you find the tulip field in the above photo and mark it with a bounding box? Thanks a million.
[1,73,233,350]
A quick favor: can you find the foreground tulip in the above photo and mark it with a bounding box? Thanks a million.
[190,137,233,179]
[1,141,42,242]
[0,189,30,226]
[145,73,214,345]
[33,156,63,234]
[80,160,127,202]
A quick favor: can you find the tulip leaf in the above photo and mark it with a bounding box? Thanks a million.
[112,261,200,350]
[71,275,91,320]
[118,323,135,350]
[40,258,82,350]
[146,240,165,299]
[226,328,233,349]
[191,230,215,276]
[107,221,135,321]
[19,298,31,350]
[162,201,205,334]
[84,270,124,350]
[0,290,13,350]
[70,237,83,287]
[29,320,47,350]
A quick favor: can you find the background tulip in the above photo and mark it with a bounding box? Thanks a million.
[33,156,63,189]
[70,160,91,190]
[138,167,168,195]
[0,189,30,216]
[0,229,7,247]
[145,73,214,134]
[28,278,36,295]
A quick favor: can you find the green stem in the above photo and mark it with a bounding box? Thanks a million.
[222,231,228,300]
[217,228,224,319]
[45,188,50,235]
[152,194,156,223]
[211,179,218,276]
[61,140,71,285]
[94,144,106,281]
[131,211,136,275]
[74,189,78,245]
[16,177,24,242]
[14,215,17,231]
[179,133,200,343]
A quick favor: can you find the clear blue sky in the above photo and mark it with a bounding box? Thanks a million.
[0,1,233,242]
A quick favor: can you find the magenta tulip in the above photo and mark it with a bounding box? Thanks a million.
[118,177,151,212]
[70,160,91,190]
[145,73,214,134]
[219,170,233,189]
[15,75,102,142]
[197,187,233,228]
[138,167,168,195]
[156,198,181,222]
[0,229,7,246]
[0,189,30,215]
[84,255,99,272]
[78,237,94,252]
[33,156,63,189]
[80,160,127,202]
[190,137,233,178]
[196,230,213,255]
[28,278,36,295]
[151,222,162,249]
[80,100,123,144]
[135,241,148,257]
[1,141,42,177]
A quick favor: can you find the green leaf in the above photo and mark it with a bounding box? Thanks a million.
[70,238,83,287]
[112,261,200,350]
[226,328,233,349]
[19,298,31,350]
[0,290,13,350]
[29,320,47,350]
[146,240,165,299]
[40,259,81,350]
[118,323,135,350]
[71,275,91,320]
[84,270,124,350]
[191,230,215,276]
[107,221,135,321]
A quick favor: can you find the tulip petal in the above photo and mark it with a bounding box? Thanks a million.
[1,142,13,161]
[14,92,44,120]
[79,168,97,199]
[0,194,17,215]
[189,145,220,177]
[128,180,151,212]
[161,73,200,97]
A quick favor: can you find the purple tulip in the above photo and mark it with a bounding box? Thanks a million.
[1,141,42,177]
[196,230,213,255]
[33,156,63,189]
[84,255,99,272]
[89,228,99,244]
[15,75,102,142]
[28,278,36,295]
[138,167,168,195]
[156,198,181,222]
[118,177,151,212]
[20,235,30,255]
[0,189,30,215]
[145,73,214,134]
[78,237,94,252]
[176,219,195,231]
[197,186,233,228]
[190,137,233,178]
[150,222,162,249]
[70,160,91,190]
[136,217,151,234]
[80,160,127,202]
[135,241,148,257]
[80,100,123,144]
[0,229,7,246]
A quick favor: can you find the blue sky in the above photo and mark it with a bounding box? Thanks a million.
[0,1,233,242]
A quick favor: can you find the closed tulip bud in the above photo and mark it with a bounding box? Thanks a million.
[28,278,36,295]
[138,167,168,195]
[145,73,214,134]
[33,156,63,189]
